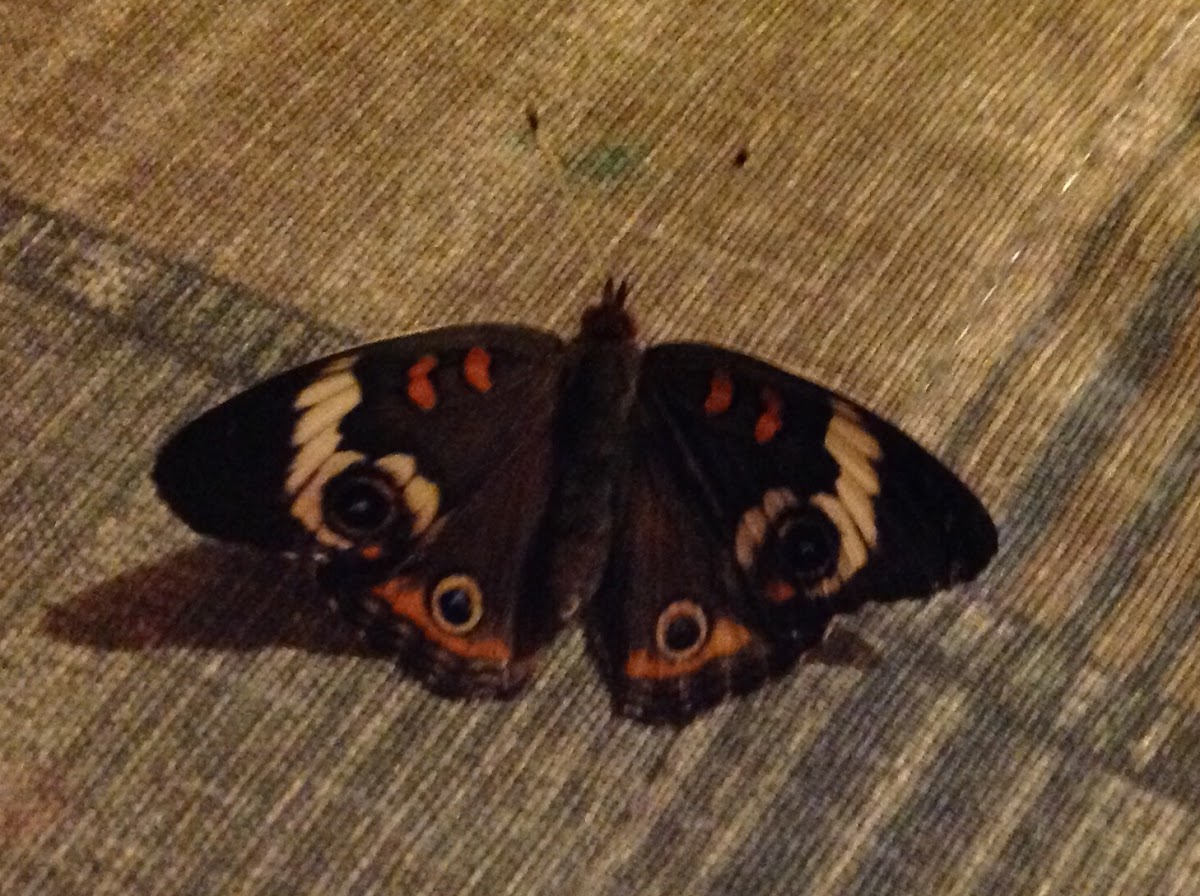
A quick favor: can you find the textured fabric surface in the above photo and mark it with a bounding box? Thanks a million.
[2,3,1199,893]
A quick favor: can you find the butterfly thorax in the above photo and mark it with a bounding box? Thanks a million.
[541,283,642,624]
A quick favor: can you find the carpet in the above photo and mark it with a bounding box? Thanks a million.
[1,3,1197,893]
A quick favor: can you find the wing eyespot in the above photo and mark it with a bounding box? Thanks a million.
[321,471,402,540]
[290,446,440,549]
[655,600,710,661]
[738,495,847,599]
[429,575,484,634]
[772,508,841,583]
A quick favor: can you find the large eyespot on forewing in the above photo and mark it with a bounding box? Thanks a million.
[759,506,842,595]
[321,468,405,540]
[288,448,441,557]
[736,481,876,607]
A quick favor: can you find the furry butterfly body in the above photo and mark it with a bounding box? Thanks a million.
[154,281,996,723]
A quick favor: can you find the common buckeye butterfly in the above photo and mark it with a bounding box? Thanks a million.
[154,277,996,723]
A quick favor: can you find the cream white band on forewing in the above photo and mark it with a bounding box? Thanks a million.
[283,357,363,547]
[286,427,342,496]
[736,488,798,570]
[283,357,442,548]
[402,475,440,535]
[294,363,357,409]
[761,486,797,520]
[374,452,416,486]
[292,385,361,446]
[735,506,769,570]
[811,492,868,582]
[808,400,884,595]
[825,405,881,552]
[286,357,363,499]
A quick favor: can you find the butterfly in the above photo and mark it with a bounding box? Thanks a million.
[153,278,997,724]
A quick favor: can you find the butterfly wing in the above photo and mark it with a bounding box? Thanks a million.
[591,343,997,723]
[154,325,568,697]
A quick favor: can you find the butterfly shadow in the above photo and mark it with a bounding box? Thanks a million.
[42,543,380,659]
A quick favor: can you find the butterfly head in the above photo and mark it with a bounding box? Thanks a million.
[580,277,637,342]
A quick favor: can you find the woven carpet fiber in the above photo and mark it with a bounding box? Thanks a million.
[2,3,1199,894]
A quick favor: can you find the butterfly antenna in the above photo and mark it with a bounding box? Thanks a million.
[524,104,619,303]
[601,275,630,309]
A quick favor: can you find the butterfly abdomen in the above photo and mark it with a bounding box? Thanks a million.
[540,326,642,623]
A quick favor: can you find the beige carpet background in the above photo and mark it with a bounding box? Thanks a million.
[2,2,1198,893]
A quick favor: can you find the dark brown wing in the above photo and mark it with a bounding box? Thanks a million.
[589,343,997,724]
[155,325,568,697]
